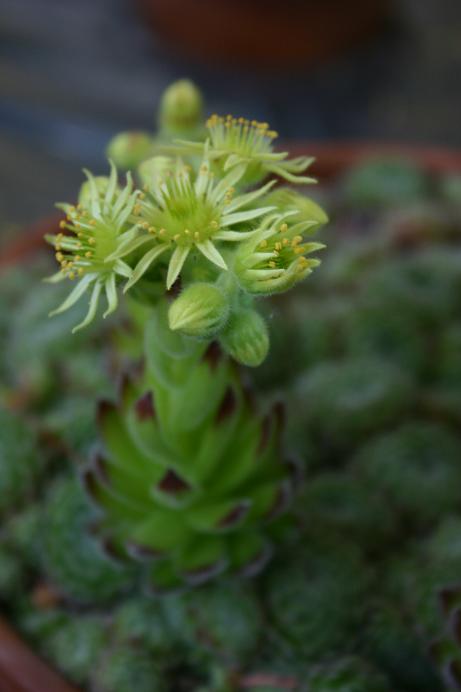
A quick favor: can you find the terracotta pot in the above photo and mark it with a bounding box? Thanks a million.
[136,0,389,69]
[0,617,79,692]
[0,141,459,690]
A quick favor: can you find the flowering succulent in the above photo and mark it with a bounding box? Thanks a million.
[44,80,327,588]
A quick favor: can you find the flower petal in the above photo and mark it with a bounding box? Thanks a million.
[124,244,169,292]
[48,273,96,316]
[166,245,190,289]
[103,273,118,318]
[196,240,227,270]
[221,206,275,227]
[72,280,103,333]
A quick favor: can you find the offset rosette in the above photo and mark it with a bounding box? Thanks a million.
[83,305,294,591]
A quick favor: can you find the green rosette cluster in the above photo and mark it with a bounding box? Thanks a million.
[84,301,293,590]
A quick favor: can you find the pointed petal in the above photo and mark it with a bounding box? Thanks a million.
[44,270,67,284]
[267,164,316,184]
[82,168,102,217]
[223,153,245,170]
[72,280,103,333]
[209,163,247,204]
[123,244,169,292]
[214,229,260,242]
[115,259,133,279]
[196,240,227,270]
[166,245,190,289]
[104,159,118,210]
[221,206,275,227]
[106,233,152,261]
[225,180,276,213]
[49,273,95,316]
[103,274,118,318]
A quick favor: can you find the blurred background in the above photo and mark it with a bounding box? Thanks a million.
[0,0,460,230]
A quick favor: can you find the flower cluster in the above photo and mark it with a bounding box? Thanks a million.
[47,96,327,337]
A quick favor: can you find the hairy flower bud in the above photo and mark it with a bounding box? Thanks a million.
[78,176,113,206]
[137,156,175,189]
[158,79,203,136]
[168,282,229,338]
[106,131,154,170]
[220,308,269,367]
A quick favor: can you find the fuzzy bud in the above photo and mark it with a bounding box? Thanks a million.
[106,131,154,170]
[138,155,175,188]
[78,176,112,206]
[158,79,203,136]
[220,308,269,367]
[168,282,229,338]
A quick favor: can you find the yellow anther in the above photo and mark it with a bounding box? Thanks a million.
[55,252,64,262]
[268,261,276,268]
[184,228,191,235]
[75,255,81,262]
[89,219,97,226]
[275,242,282,251]
[85,251,92,258]
[59,220,66,229]
[210,220,219,229]
[159,228,166,237]
[89,238,96,245]
[280,223,288,232]
[173,234,181,241]
[78,267,84,276]
[259,239,268,248]
[68,272,75,280]
[148,226,156,234]
[295,246,305,255]
[138,192,146,200]
[282,238,289,246]
[194,231,200,241]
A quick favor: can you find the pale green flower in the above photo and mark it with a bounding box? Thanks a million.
[113,154,275,291]
[233,212,325,295]
[46,163,139,332]
[175,114,316,185]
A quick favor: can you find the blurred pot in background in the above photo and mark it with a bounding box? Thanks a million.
[136,0,390,69]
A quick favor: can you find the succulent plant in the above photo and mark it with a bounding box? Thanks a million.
[42,477,136,604]
[264,540,371,661]
[40,613,108,685]
[91,644,165,692]
[5,78,461,692]
[351,422,461,525]
[290,357,414,451]
[0,406,41,517]
[85,302,292,591]
[307,656,393,692]
[162,579,262,663]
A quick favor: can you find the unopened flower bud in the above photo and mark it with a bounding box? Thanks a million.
[158,79,203,136]
[78,176,113,206]
[220,308,269,367]
[138,156,175,188]
[168,282,229,338]
[106,131,154,170]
